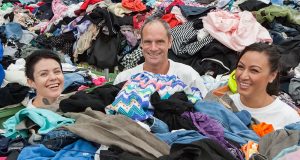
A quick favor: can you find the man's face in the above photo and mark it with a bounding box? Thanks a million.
[140,22,172,67]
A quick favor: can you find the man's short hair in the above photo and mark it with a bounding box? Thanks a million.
[140,17,172,39]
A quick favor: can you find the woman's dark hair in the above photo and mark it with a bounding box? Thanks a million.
[25,49,62,81]
[237,43,281,96]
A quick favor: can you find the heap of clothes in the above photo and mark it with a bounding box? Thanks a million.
[0,0,300,159]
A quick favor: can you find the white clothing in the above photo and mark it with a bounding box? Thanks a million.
[4,70,28,86]
[114,59,208,97]
[27,98,37,109]
[230,94,300,130]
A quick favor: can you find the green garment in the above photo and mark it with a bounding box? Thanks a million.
[1,3,13,11]
[254,5,300,25]
[2,108,75,138]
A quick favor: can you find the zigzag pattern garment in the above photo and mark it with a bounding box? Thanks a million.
[171,21,214,58]
[106,72,202,121]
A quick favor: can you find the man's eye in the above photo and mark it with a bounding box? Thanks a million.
[251,69,259,73]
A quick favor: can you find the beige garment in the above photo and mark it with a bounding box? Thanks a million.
[73,24,99,62]
[259,130,300,159]
[63,108,170,159]
[13,12,35,28]
[108,3,132,17]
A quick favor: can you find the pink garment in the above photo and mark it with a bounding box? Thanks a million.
[92,76,106,86]
[78,85,89,91]
[0,157,7,160]
[171,6,187,23]
[40,0,69,32]
[279,150,300,160]
[122,31,138,47]
[203,10,272,52]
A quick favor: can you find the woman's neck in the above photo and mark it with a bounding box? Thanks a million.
[240,93,275,108]
[33,96,57,107]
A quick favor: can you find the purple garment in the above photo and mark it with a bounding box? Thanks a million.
[181,111,224,142]
[182,111,244,160]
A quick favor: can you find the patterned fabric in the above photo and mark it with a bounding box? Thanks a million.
[171,21,214,58]
[106,72,202,121]
[120,47,144,69]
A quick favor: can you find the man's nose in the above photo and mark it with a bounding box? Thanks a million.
[150,42,158,51]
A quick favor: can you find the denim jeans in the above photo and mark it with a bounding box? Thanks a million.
[234,110,252,126]
[63,72,85,90]
[269,30,286,44]
[155,130,207,146]
[0,136,28,156]
[194,101,259,145]
[285,121,300,131]
[40,129,79,151]
[0,64,4,85]
[270,22,299,37]
[4,22,23,40]
[148,116,169,134]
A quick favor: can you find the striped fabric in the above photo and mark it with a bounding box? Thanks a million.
[106,72,202,121]
[171,21,214,58]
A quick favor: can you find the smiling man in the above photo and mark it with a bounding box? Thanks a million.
[114,18,208,97]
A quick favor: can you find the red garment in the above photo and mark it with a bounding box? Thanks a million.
[24,2,44,13]
[133,14,147,29]
[252,122,274,137]
[165,0,185,13]
[80,0,101,11]
[162,13,182,28]
[36,1,45,6]
[122,0,146,12]
[24,6,35,12]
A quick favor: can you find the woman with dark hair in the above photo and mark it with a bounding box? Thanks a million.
[25,49,64,108]
[230,43,300,129]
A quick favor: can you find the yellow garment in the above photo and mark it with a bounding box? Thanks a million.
[228,70,237,93]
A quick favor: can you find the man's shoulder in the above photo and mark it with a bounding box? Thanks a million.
[114,65,143,84]
[170,60,199,76]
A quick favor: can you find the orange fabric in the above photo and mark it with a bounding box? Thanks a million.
[241,141,259,160]
[161,14,182,28]
[122,0,146,12]
[252,122,274,137]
